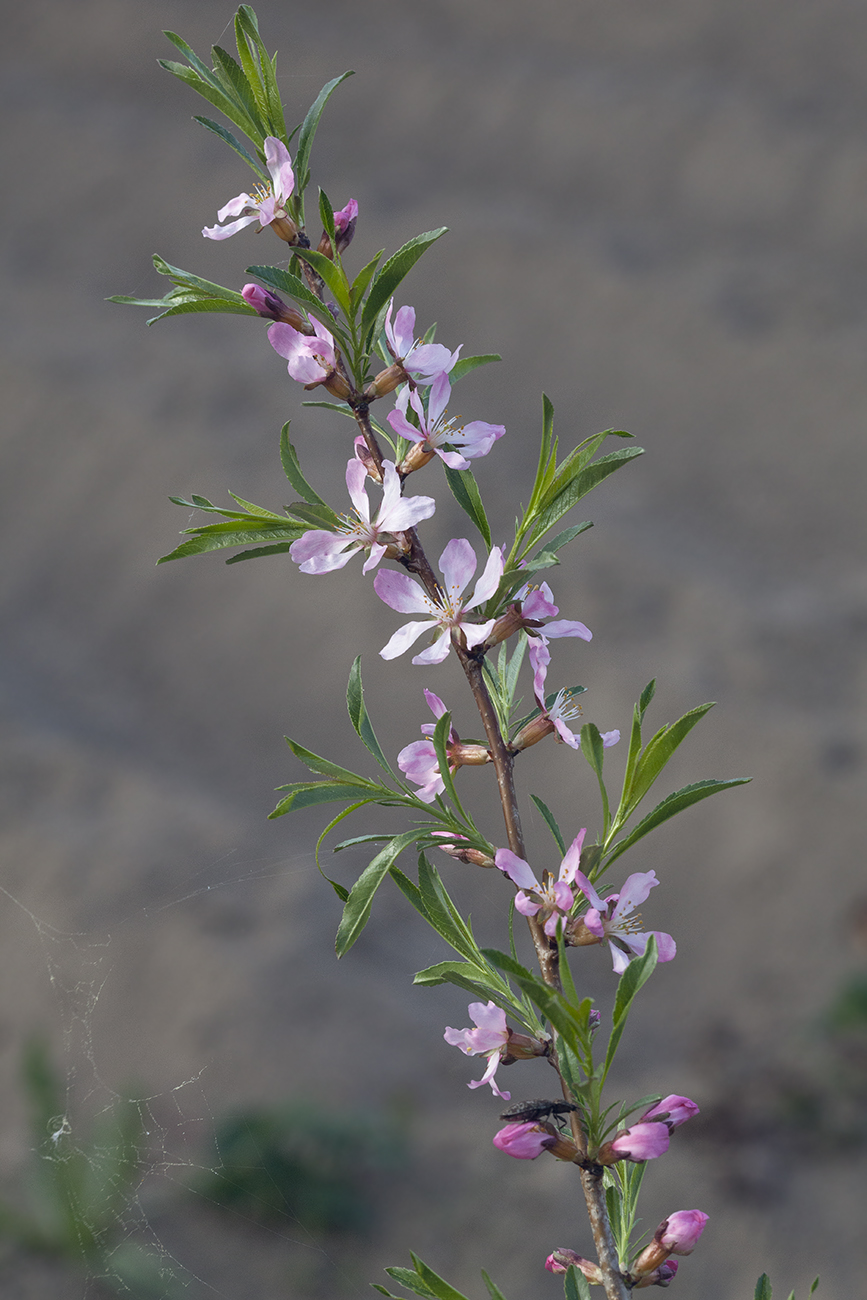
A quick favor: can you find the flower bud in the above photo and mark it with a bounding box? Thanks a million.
[435,842,496,868]
[631,1212,708,1278]
[639,1095,699,1132]
[633,1260,678,1289]
[450,743,491,768]
[318,198,358,257]
[364,363,409,400]
[596,1121,670,1165]
[320,370,352,400]
[493,1121,579,1162]
[545,1251,603,1284]
[398,441,437,475]
[511,714,556,753]
[499,1030,550,1063]
[242,284,312,331]
[485,604,525,650]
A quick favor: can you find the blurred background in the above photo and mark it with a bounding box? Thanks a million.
[2,0,866,1296]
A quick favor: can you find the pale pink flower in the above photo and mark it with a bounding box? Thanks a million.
[527,642,619,751]
[289,459,434,575]
[374,538,503,665]
[492,1122,557,1160]
[444,1001,511,1099]
[384,301,460,383]
[495,830,587,937]
[202,137,295,240]
[387,372,504,470]
[268,316,337,387]
[573,869,676,974]
[519,581,593,645]
[398,690,455,802]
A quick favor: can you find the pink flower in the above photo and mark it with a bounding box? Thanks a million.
[492,1122,557,1160]
[520,581,593,645]
[268,316,338,388]
[289,459,435,575]
[387,372,504,471]
[495,831,586,937]
[398,690,455,802]
[202,137,295,240]
[444,1001,511,1099]
[640,1095,700,1131]
[572,870,676,974]
[374,538,504,665]
[384,301,460,383]
[658,1211,708,1255]
[607,1122,671,1162]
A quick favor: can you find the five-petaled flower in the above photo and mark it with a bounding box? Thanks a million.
[443,1001,512,1099]
[202,137,297,241]
[487,580,593,652]
[571,869,676,973]
[495,830,587,937]
[397,690,489,802]
[374,537,504,665]
[514,641,619,752]
[384,301,460,383]
[267,317,349,397]
[388,372,504,471]
[289,458,435,575]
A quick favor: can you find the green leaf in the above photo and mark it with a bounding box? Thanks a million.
[361,229,449,336]
[211,44,267,137]
[622,703,716,817]
[605,778,750,867]
[528,522,593,569]
[269,782,369,817]
[480,1270,507,1300]
[482,949,591,1050]
[754,1277,773,1300]
[412,1254,472,1300]
[295,72,355,197]
[293,246,352,317]
[245,264,346,337]
[603,938,658,1081]
[335,831,423,956]
[564,1265,592,1300]
[350,250,385,313]
[529,794,567,855]
[384,1268,438,1300]
[157,522,303,564]
[416,856,480,961]
[443,466,492,548]
[158,60,257,141]
[284,737,381,788]
[224,542,295,564]
[192,115,267,177]
[278,425,331,508]
[528,446,644,546]
[449,354,501,384]
[346,657,394,776]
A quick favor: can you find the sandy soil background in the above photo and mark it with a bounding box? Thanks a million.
[2,1,866,1297]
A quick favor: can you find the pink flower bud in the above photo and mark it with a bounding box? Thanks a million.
[633,1260,679,1288]
[363,363,408,400]
[317,199,358,257]
[597,1121,670,1165]
[545,1251,603,1284]
[493,1120,579,1163]
[658,1211,708,1255]
[242,284,311,331]
[640,1095,699,1131]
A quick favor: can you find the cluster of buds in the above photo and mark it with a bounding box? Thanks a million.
[545,1210,706,1290]
[596,1095,699,1166]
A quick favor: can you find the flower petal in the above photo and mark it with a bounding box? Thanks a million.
[374,569,431,614]
[380,619,438,659]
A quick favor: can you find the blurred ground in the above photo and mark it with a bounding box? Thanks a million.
[1,1,866,1297]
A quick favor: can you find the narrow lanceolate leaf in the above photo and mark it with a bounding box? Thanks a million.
[529,794,567,855]
[443,466,492,548]
[193,116,267,177]
[295,72,355,194]
[383,1269,437,1300]
[245,264,346,338]
[753,1276,773,1300]
[210,45,267,138]
[335,830,421,956]
[480,1271,507,1300]
[449,354,501,384]
[346,657,394,776]
[284,737,382,787]
[604,778,750,867]
[293,246,352,317]
[157,521,304,564]
[278,425,331,508]
[565,1265,593,1300]
[528,522,593,570]
[361,228,449,336]
[224,543,295,564]
[603,937,657,1081]
[411,1255,473,1300]
[269,781,370,817]
[481,949,591,1049]
[527,446,644,545]
[620,702,716,819]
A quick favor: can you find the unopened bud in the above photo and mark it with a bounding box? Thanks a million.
[318,198,358,258]
[486,604,525,650]
[500,1030,550,1062]
[398,441,437,475]
[364,363,408,400]
[596,1122,670,1166]
[493,1121,579,1162]
[511,714,556,753]
[242,284,312,331]
[320,369,352,400]
[631,1212,708,1279]
[435,841,496,868]
[450,743,491,768]
[633,1261,678,1289]
[544,1251,603,1284]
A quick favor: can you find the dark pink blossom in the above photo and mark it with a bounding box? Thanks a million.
[640,1095,700,1131]
[289,458,434,575]
[444,1001,511,1099]
[607,1121,671,1162]
[492,1122,557,1160]
[374,538,503,665]
[572,869,676,974]
[203,137,295,240]
[495,830,586,937]
[387,372,504,470]
[658,1211,708,1255]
